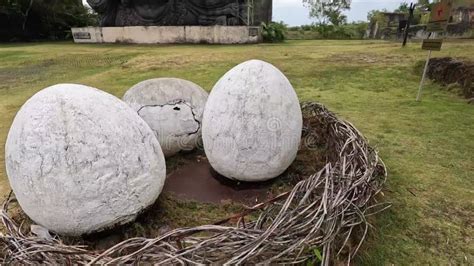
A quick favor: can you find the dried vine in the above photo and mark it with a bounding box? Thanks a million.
[0,102,389,264]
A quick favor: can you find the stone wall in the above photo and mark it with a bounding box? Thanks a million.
[412,23,474,39]
[71,26,261,44]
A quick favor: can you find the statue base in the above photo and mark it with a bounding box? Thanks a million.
[71,26,261,44]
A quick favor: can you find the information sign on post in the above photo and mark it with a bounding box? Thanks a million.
[416,0,453,101]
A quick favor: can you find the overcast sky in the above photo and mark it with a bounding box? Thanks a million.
[83,0,406,26]
[274,0,405,25]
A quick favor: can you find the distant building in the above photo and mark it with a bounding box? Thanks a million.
[366,2,474,40]
[450,5,474,23]
[450,2,474,23]
[445,2,473,38]
[366,12,407,39]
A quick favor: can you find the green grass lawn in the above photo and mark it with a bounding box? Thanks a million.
[0,40,473,264]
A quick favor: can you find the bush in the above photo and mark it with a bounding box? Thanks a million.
[285,22,368,40]
[301,24,314,31]
[287,26,301,31]
[261,21,287,43]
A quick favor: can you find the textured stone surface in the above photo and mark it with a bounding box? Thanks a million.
[87,0,271,27]
[5,84,166,236]
[123,78,208,157]
[202,59,302,182]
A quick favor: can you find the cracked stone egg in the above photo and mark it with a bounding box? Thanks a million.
[123,78,208,157]
[202,59,302,182]
[5,84,166,236]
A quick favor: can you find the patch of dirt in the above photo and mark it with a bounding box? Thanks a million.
[163,159,277,205]
[426,57,474,99]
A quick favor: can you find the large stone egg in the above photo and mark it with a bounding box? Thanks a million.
[202,60,302,182]
[123,78,208,157]
[5,84,166,236]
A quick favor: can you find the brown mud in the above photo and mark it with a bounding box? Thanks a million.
[162,107,330,206]
[427,57,474,100]
[163,159,276,205]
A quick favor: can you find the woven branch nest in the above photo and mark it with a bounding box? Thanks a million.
[0,102,389,265]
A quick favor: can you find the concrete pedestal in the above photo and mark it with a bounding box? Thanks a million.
[71,26,261,44]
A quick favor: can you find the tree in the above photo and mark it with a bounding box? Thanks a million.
[303,0,351,26]
[15,0,34,30]
[395,2,410,13]
[417,0,433,12]
[417,0,430,6]
[367,9,389,24]
[0,0,98,41]
[402,3,416,47]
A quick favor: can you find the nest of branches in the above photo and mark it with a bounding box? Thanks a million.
[0,102,388,265]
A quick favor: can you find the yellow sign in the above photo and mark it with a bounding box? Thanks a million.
[422,39,443,51]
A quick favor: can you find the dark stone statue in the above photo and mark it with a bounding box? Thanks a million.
[87,0,271,27]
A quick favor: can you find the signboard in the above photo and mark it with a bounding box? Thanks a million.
[422,39,443,51]
[426,0,453,32]
[73,32,91,40]
[248,27,259,37]
[417,1,451,101]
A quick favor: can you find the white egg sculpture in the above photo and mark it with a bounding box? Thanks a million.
[202,59,302,182]
[5,84,166,236]
[123,78,208,157]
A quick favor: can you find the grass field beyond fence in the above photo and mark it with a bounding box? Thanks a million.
[0,40,473,264]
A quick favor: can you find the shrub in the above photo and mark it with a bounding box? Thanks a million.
[287,26,301,31]
[261,21,287,43]
[285,22,369,40]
